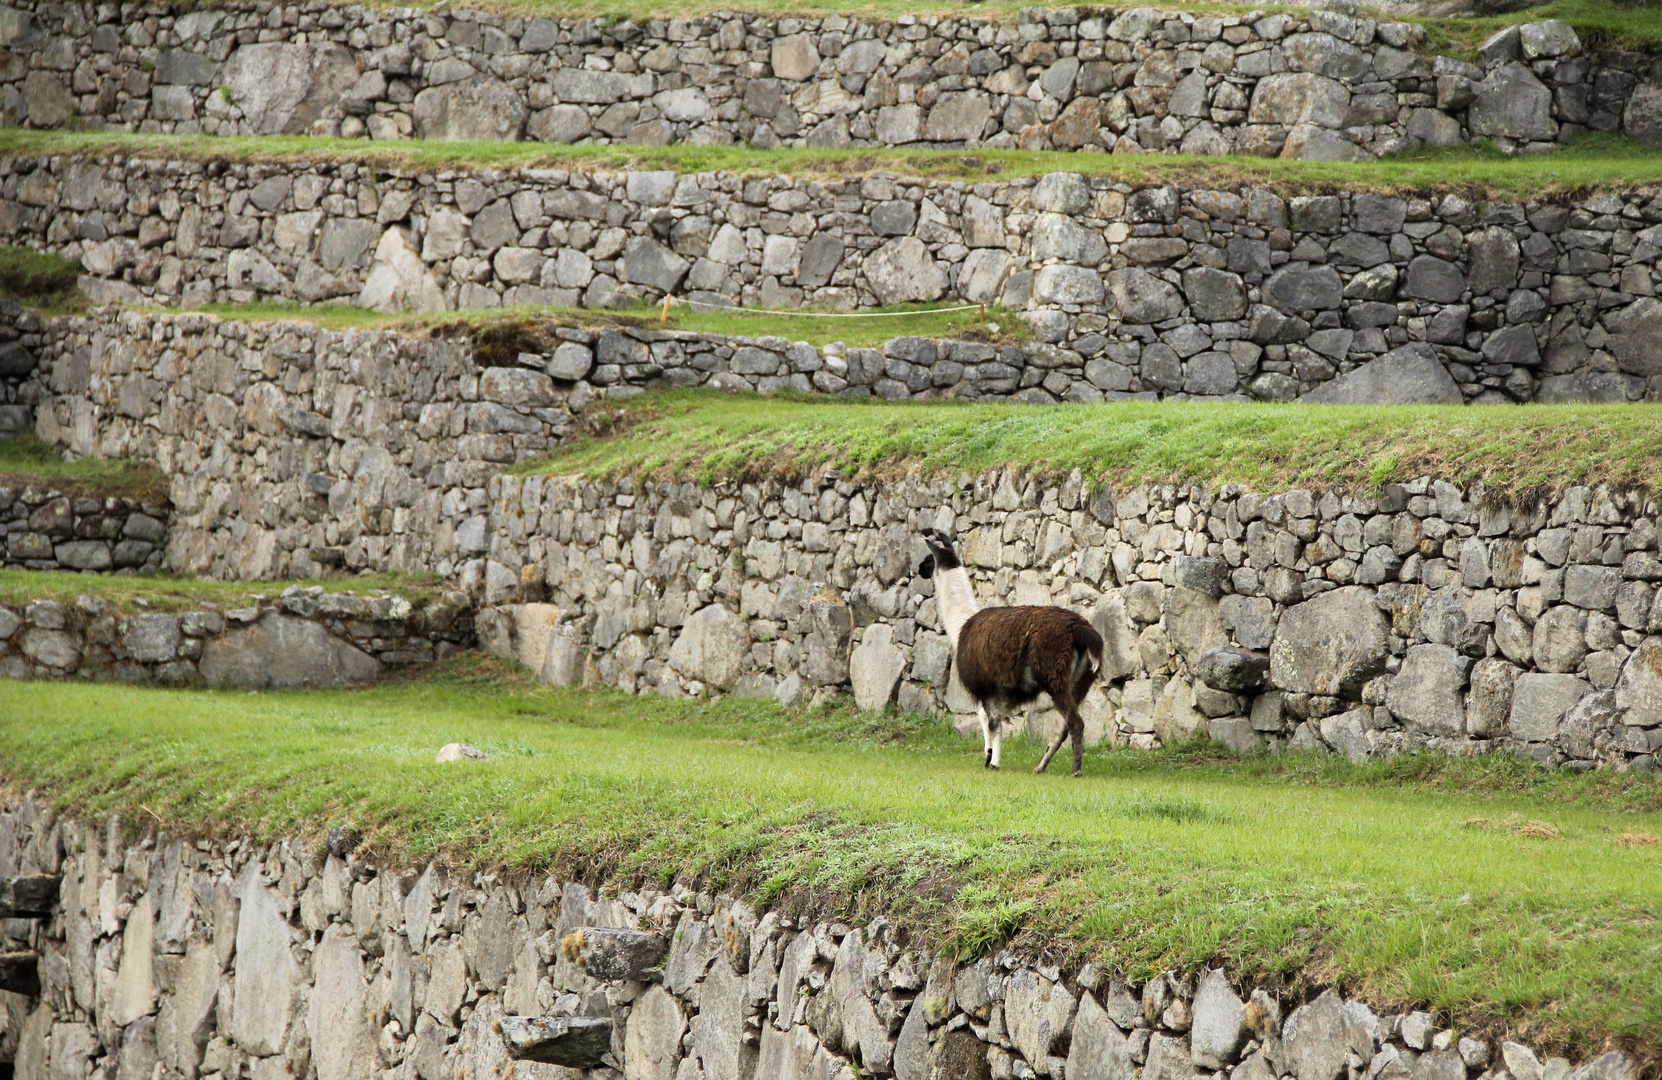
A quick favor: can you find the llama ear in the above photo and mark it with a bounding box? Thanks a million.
[917,554,936,579]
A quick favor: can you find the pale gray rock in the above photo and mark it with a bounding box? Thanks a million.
[200,612,382,690]
[926,91,992,142]
[1509,672,1593,742]
[223,43,358,134]
[570,927,668,980]
[1606,298,1662,377]
[1284,989,1347,1080]
[1271,587,1391,697]
[311,925,376,1080]
[1248,73,1350,129]
[862,236,948,305]
[1038,264,1108,307]
[501,1016,614,1068]
[20,628,79,670]
[1106,268,1182,322]
[1623,84,1662,147]
[1198,647,1270,694]
[1385,643,1467,735]
[851,623,907,711]
[625,984,685,1080]
[1190,969,1247,1069]
[1299,344,1462,405]
[1265,266,1342,311]
[1004,968,1076,1068]
[1533,605,1589,673]
[1032,173,1091,214]
[1183,267,1247,321]
[1466,658,1521,738]
[435,742,487,763]
[667,604,750,690]
[1468,62,1557,142]
[110,892,156,1026]
[620,237,690,293]
[358,227,446,313]
[230,868,300,1056]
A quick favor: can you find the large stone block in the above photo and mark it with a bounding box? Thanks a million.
[865,237,948,304]
[667,604,749,690]
[1248,73,1350,129]
[223,43,358,134]
[1270,587,1390,697]
[1468,62,1556,142]
[1509,672,1592,742]
[200,613,382,690]
[1299,344,1462,405]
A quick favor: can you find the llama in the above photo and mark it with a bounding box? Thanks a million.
[917,530,1103,776]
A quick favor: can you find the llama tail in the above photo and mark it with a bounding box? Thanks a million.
[1073,621,1104,668]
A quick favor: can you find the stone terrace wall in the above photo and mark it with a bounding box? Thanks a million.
[0,586,473,684]
[0,484,167,573]
[478,468,1662,772]
[4,0,1661,160]
[0,297,42,435]
[7,158,1662,403]
[0,796,1638,1080]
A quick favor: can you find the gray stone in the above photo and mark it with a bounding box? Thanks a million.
[1467,227,1521,294]
[1467,658,1521,738]
[1606,298,1662,377]
[500,1016,614,1068]
[1469,62,1557,142]
[1038,264,1108,307]
[894,1000,931,1080]
[1198,647,1270,694]
[435,742,487,762]
[549,343,594,381]
[1623,84,1662,147]
[121,614,181,664]
[20,71,73,127]
[1270,587,1391,697]
[1519,19,1580,58]
[156,940,218,1076]
[1299,344,1462,405]
[19,628,79,670]
[667,604,749,690]
[1032,173,1091,214]
[851,623,907,711]
[358,226,446,313]
[569,927,668,980]
[1533,605,1589,673]
[413,76,527,141]
[311,925,376,1080]
[223,43,358,134]
[771,34,819,80]
[1616,636,1662,727]
[1106,268,1182,322]
[862,236,948,305]
[1386,643,1467,735]
[1403,256,1466,303]
[1004,968,1076,1069]
[528,104,592,143]
[111,892,157,1026]
[1266,265,1342,311]
[1183,267,1247,321]
[200,612,382,690]
[1190,969,1247,1069]
[1284,989,1348,1080]
[1510,672,1593,742]
[1561,689,1621,759]
[1248,73,1349,129]
[230,868,301,1056]
[1033,214,1107,264]
[621,237,690,293]
[927,91,992,142]
[551,68,634,104]
[624,984,685,1080]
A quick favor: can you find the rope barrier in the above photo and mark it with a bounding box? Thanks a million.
[664,295,986,320]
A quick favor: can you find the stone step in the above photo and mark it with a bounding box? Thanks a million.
[0,874,59,918]
[496,1016,613,1068]
[0,951,40,996]
[560,926,669,981]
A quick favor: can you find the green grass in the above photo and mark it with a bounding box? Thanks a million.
[1458,0,1662,53]
[0,567,449,612]
[174,300,1029,351]
[3,659,1660,1056]
[0,245,83,314]
[517,391,1662,501]
[9,129,1662,198]
[0,436,166,501]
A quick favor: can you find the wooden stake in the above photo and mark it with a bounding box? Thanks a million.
[661,294,674,323]
[979,304,986,322]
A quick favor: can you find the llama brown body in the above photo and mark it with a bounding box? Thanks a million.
[919,530,1104,776]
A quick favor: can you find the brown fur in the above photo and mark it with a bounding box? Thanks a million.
[956,606,1104,776]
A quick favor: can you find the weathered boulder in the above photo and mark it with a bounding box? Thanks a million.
[1265,266,1342,311]
[1509,672,1592,742]
[1403,256,1466,303]
[500,1017,614,1068]
[1037,264,1108,307]
[770,34,819,80]
[230,869,302,1056]
[1624,84,1662,146]
[1466,658,1521,737]
[1284,989,1348,1080]
[1198,647,1270,694]
[222,43,359,134]
[865,237,948,304]
[1270,587,1390,697]
[435,743,487,763]
[1616,636,1662,727]
[1191,969,1248,1069]
[851,623,907,711]
[667,604,749,690]
[1248,73,1349,129]
[1606,298,1662,377]
[417,77,526,141]
[927,91,992,142]
[620,237,690,294]
[358,227,446,313]
[1106,268,1182,322]
[1299,344,1462,405]
[1183,267,1247,321]
[199,612,383,690]
[310,926,376,1080]
[1468,63,1556,142]
[1385,643,1468,735]
[563,927,669,981]
[625,984,685,1080]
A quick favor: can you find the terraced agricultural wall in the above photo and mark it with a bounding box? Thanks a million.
[3,0,1661,159]
[0,483,166,574]
[477,468,1662,773]
[0,795,1637,1080]
[0,586,473,684]
[8,158,1662,404]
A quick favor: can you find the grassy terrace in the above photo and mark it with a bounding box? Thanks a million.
[0,567,448,611]
[2,659,1659,1055]
[521,391,1662,501]
[8,129,1662,198]
[0,437,165,501]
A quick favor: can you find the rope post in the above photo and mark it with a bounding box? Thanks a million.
[661,294,674,323]
[979,304,986,323]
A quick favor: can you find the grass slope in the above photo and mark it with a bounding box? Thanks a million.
[7,130,1662,199]
[2,660,1659,1056]
[0,436,166,502]
[520,391,1662,501]
[0,567,447,612]
[173,300,1029,350]
[0,245,83,315]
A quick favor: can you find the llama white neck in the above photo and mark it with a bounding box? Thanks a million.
[936,566,981,647]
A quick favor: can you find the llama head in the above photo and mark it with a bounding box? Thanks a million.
[916,529,962,579]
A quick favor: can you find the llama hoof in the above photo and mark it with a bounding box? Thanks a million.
[1032,764,1047,775]
[1071,770,1082,778]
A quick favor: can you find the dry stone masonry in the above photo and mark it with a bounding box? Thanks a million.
[0,484,166,574]
[8,160,1662,404]
[0,298,42,436]
[3,0,1660,159]
[0,585,473,685]
[477,469,1662,773]
[0,796,1641,1080]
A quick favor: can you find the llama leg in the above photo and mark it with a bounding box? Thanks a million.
[1035,686,1077,775]
[979,704,993,768]
[1069,712,1086,777]
[990,710,1004,770]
